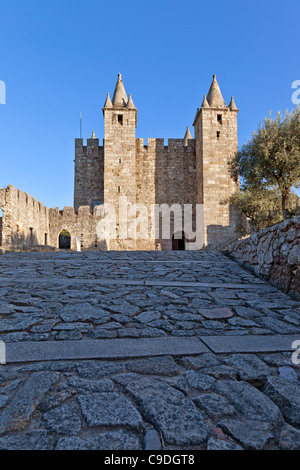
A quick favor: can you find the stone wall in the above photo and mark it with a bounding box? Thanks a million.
[48,206,107,251]
[0,185,50,247]
[74,138,104,211]
[102,104,138,251]
[226,217,300,299]
[194,105,240,248]
[135,137,196,250]
[74,89,241,250]
[1,76,242,252]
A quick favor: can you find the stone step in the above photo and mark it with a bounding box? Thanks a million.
[5,337,209,363]
[4,334,299,363]
[0,277,266,289]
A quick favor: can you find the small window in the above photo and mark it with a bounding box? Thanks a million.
[216,131,221,140]
[118,115,123,125]
[118,186,121,193]
[217,114,222,124]
[119,158,122,164]
[45,233,48,245]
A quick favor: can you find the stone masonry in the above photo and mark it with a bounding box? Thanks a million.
[0,74,241,251]
[0,185,49,247]
[226,217,300,300]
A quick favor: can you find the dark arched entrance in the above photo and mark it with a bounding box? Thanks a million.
[172,232,185,250]
[59,230,71,250]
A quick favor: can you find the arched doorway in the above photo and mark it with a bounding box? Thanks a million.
[59,230,71,250]
[172,232,185,250]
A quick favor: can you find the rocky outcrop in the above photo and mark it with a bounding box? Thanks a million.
[226,217,300,299]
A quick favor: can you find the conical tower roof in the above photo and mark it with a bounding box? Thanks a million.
[183,127,192,146]
[103,93,113,108]
[126,94,136,109]
[91,131,96,139]
[228,96,238,111]
[207,75,227,108]
[112,73,128,107]
[201,95,209,108]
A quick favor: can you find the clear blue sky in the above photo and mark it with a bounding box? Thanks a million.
[0,0,299,208]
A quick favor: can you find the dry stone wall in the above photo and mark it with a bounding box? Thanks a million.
[226,217,300,299]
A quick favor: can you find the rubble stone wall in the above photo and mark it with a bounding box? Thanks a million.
[226,217,300,299]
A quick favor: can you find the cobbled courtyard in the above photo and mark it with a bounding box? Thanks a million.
[0,250,300,450]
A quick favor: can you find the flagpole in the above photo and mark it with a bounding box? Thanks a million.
[80,112,82,139]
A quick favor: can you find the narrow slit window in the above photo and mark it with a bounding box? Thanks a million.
[216,131,221,140]
[118,114,123,125]
[119,158,122,163]
[118,186,121,193]
[217,114,222,124]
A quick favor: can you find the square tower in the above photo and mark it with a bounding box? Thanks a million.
[194,75,240,247]
[102,74,137,247]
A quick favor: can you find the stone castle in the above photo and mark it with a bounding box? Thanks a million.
[0,74,240,251]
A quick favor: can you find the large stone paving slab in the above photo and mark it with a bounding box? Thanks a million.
[113,374,208,446]
[0,371,60,433]
[200,335,300,354]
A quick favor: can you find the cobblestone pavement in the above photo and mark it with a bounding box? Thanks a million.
[0,250,300,450]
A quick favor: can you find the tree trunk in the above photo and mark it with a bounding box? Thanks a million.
[281,192,290,220]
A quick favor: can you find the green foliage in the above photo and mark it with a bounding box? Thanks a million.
[228,188,300,232]
[230,107,300,219]
[59,229,70,237]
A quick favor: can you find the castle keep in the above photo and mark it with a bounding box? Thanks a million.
[0,74,240,251]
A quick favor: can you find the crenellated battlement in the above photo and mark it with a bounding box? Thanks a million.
[75,138,103,157]
[0,184,48,214]
[52,205,102,218]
